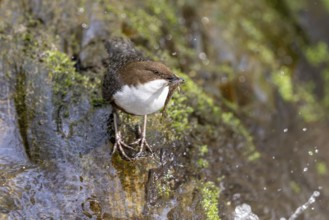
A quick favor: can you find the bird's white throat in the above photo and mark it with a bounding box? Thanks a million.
[113,79,169,115]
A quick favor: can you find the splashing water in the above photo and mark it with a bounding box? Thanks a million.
[234,203,259,220]
[280,191,320,220]
[235,191,320,220]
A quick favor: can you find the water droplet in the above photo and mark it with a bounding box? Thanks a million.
[308,151,313,156]
[78,7,85,13]
[172,52,177,56]
[283,128,288,133]
[81,23,88,29]
[198,52,207,60]
[201,16,210,24]
[264,187,267,190]
[303,167,308,172]
[272,156,276,159]
[309,197,315,203]
[233,193,241,200]
[313,191,320,197]
[302,127,307,132]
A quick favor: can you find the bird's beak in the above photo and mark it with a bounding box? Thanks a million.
[168,76,185,85]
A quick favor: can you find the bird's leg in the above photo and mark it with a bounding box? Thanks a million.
[112,112,135,161]
[131,115,153,157]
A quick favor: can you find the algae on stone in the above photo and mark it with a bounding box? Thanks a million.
[200,181,221,220]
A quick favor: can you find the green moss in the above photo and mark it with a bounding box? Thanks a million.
[181,72,222,120]
[197,158,209,169]
[199,145,209,156]
[271,66,324,122]
[296,85,324,122]
[241,19,263,41]
[105,0,177,49]
[316,161,327,175]
[321,0,329,12]
[247,151,261,161]
[156,182,171,199]
[290,181,301,194]
[165,90,194,134]
[155,169,175,199]
[126,9,162,47]
[44,50,76,84]
[200,181,221,220]
[146,0,177,24]
[272,66,295,102]
[43,50,100,101]
[13,68,30,157]
[305,42,329,66]
[285,0,307,12]
[196,145,210,168]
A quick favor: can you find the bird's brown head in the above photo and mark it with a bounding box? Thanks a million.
[118,61,184,86]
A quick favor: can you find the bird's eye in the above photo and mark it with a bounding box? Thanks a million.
[153,70,160,74]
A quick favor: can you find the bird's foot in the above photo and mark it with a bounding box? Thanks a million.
[130,137,153,158]
[112,134,136,161]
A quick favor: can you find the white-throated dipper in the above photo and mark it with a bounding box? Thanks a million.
[102,38,184,160]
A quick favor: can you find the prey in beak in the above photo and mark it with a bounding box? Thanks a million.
[162,76,185,115]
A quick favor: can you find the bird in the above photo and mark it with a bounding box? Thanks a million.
[102,38,184,160]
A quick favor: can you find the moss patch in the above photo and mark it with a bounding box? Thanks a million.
[305,42,329,66]
[200,181,221,220]
[43,50,101,101]
[316,161,328,176]
[272,66,295,102]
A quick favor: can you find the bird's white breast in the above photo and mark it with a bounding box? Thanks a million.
[113,79,169,115]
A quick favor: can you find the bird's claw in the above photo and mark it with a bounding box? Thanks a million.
[130,137,153,158]
[112,135,136,161]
